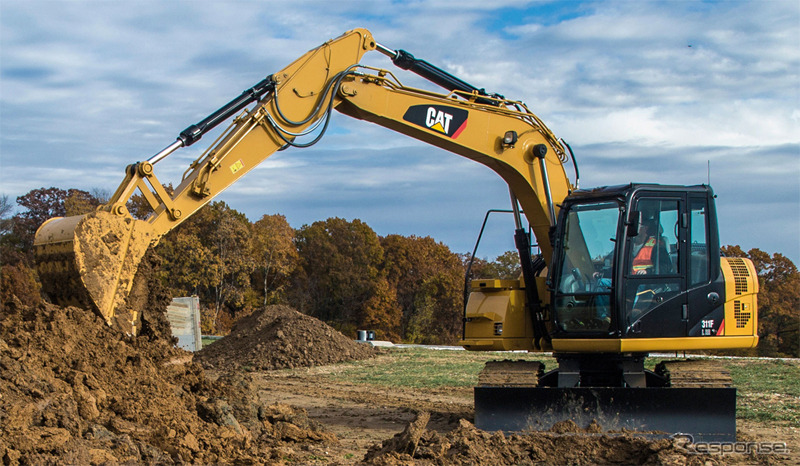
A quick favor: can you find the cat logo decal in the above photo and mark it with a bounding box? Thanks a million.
[403,105,468,138]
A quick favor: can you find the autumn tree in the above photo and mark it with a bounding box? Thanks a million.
[0,195,16,265]
[126,184,174,220]
[292,218,400,340]
[0,187,102,265]
[156,229,223,334]
[250,214,298,305]
[487,250,522,279]
[156,232,219,299]
[5,187,67,263]
[63,189,101,216]
[362,278,402,337]
[190,202,257,327]
[465,250,522,280]
[153,201,256,333]
[15,187,68,225]
[722,246,799,357]
[380,235,464,344]
[90,188,111,204]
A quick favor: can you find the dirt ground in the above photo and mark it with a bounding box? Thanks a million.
[3,296,797,464]
[0,257,354,465]
[0,299,349,464]
[195,304,376,371]
[242,362,800,465]
[2,253,797,464]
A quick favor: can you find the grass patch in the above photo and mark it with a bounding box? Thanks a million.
[322,347,799,427]
[201,337,222,347]
[727,359,800,426]
[328,348,555,389]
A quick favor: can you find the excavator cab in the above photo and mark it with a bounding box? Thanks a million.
[463,183,757,354]
[549,183,757,351]
[551,184,709,341]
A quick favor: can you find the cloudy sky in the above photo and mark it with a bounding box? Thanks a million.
[1,0,798,263]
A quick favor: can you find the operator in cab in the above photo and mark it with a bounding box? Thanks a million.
[630,218,672,275]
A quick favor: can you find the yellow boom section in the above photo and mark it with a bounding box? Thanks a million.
[34,28,570,335]
[334,70,571,261]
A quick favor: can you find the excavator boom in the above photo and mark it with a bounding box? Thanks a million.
[34,27,570,335]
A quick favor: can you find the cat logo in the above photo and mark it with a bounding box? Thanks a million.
[402,105,468,139]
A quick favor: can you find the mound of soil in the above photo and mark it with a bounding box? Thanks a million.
[364,413,707,465]
[0,269,336,464]
[195,305,376,371]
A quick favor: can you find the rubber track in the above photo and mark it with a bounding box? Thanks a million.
[477,360,543,387]
[656,359,733,388]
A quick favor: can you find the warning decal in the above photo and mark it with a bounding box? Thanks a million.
[229,159,244,175]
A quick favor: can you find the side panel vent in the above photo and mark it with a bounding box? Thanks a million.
[727,258,750,295]
[734,300,751,328]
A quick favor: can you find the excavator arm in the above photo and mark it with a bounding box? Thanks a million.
[34,28,573,335]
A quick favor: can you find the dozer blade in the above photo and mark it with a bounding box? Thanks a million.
[474,386,736,442]
[34,211,158,335]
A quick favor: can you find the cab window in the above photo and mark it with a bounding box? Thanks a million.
[689,197,710,286]
[554,201,620,332]
[628,199,679,276]
[624,198,681,324]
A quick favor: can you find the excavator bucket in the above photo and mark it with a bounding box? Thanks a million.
[474,386,737,442]
[34,211,158,335]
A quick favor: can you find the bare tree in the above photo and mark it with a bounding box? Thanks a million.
[90,187,112,204]
[0,194,13,236]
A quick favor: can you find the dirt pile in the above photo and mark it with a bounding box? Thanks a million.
[364,413,709,465]
[0,297,335,464]
[195,304,376,371]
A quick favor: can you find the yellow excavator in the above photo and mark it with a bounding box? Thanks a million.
[34,28,758,442]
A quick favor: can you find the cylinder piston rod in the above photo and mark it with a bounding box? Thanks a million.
[375,42,498,105]
[147,139,183,165]
[532,144,556,227]
[146,76,276,165]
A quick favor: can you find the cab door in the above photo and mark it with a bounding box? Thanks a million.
[621,192,687,337]
[684,193,726,336]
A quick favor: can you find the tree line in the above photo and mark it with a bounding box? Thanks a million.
[1,187,797,355]
[0,188,515,344]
